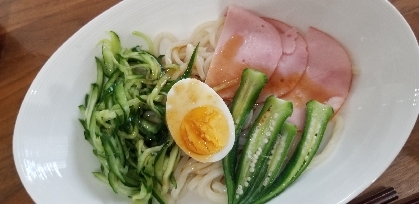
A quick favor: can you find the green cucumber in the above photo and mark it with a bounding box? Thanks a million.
[179,43,199,79]
[222,68,268,204]
[132,31,155,55]
[95,57,105,99]
[102,31,121,77]
[103,69,121,94]
[152,185,166,204]
[154,139,173,184]
[85,83,99,128]
[234,96,292,203]
[122,169,142,187]
[252,100,334,204]
[161,144,180,194]
[147,73,171,115]
[89,106,105,154]
[132,177,153,203]
[81,32,182,203]
[108,171,119,193]
[114,81,130,123]
[101,133,126,183]
[138,118,159,135]
[137,144,163,174]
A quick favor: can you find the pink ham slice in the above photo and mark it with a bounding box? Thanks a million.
[205,5,282,100]
[282,27,352,130]
[257,18,308,102]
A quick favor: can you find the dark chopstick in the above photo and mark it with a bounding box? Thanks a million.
[352,187,398,204]
[400,193,419,204]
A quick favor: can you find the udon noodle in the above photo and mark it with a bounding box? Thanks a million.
[154,17,225,81]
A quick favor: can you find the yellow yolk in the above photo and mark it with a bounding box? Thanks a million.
[179,106,229,155]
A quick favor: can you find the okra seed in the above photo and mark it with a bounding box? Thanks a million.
[236,185,242,193]
[270,121,275,127]
[247,152,252,158]
[250,167,254,172]
[263,177,270,186]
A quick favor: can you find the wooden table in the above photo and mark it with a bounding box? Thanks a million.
[1,0,418,203]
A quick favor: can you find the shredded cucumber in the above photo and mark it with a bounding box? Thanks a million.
[79,31,199,203]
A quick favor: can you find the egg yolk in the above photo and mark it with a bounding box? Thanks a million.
[180,106,229,155]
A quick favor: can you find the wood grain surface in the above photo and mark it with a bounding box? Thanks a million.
[1,0,418,203]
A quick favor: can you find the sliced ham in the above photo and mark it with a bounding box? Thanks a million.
[205,5,282,100]
[280,28,299,54]
[282,27,352,130]
[257,18,308,102]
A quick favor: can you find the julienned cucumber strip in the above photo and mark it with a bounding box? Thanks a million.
[239,122,297,203]
[234,96,292,203]
[114,81,130,123]
[95,57,105,99]
[80,31,191,204]
[222,68,268,204]
[102,31,121,77]
[252,100,334,204]
[101,133,126,183]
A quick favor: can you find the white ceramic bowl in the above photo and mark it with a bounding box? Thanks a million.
[13,0,419,203]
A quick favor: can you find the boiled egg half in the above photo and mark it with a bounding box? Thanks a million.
[166,78,235,162]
